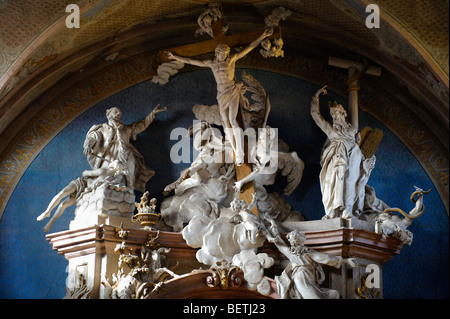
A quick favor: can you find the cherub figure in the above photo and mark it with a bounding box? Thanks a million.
[195,3,227,38]
[260,37,284,58]
[165,28,273,165]
[229,194,265,245]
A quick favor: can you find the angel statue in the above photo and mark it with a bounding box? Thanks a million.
[165,28,273,166]
[267,230,356,299]
[229,194,266,245]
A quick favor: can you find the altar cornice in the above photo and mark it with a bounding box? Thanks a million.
[47,222,403,265]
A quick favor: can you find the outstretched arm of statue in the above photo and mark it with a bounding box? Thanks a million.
[248,192,258,211]
[270,235,292,259]
[234,168,260,192]
[234,27,273,60]
[163,157,207,195]
[310,85,332,135]
[310,85,327,114]
[164,51,210,68]
[309,250,356,269]
[134,104,167,135]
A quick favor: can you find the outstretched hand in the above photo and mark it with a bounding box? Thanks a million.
[153,104,167,114]
[314,85,328,99]
[164,51,174,59]
[346,257,357,268]
[263,27,274,37]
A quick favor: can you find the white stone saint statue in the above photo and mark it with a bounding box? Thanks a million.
[267,230,356,299]
[310,86,375,219]
[164,27,273,165]
[83,104,166,192]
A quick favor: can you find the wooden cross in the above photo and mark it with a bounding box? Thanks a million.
[159,18,281,64]
[159,6,281,215]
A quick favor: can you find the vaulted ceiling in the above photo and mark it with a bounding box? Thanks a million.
[0,0,448,211]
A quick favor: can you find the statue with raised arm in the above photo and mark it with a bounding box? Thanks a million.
[310,86,377,219]
[267,230,356,299]
[165,28,273,166]
[83,104,167,192]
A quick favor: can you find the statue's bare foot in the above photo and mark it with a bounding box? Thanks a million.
[37,211,50,221]
[341,210,352,220]
[42,221,53,232]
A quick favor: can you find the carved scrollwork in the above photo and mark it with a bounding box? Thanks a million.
[206,260,242,289]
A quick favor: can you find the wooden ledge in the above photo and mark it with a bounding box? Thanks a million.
[146,269,278,299]
[47,224,403,264]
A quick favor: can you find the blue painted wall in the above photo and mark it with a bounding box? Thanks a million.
[0,69,448,298]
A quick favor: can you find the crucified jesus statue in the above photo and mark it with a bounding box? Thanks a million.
[165,27,273,166]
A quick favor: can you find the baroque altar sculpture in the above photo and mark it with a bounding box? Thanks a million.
[165,27,274,166]
[42,3,431,300]
[160,72,305,285]
[38,104,167,231]
[267,230,356,299]
[310,86,386,220]
[102,228,178,299]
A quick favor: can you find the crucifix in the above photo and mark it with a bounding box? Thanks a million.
[161,5,281,215]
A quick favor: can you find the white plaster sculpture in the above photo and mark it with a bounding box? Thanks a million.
[260,7,291,59]
[233,125,304,198]
[182,207,267,267]
[229,195,266,245]
[161,121,235,231]
[260,38,285,58]
[103,231,179,299]
[37,160,128,232]
[192,71,272,129]
[373,186,430,245]
[264,7,292,28]
[83,104,166,192]
[267,230,356,299]
[151,60,185,85]
[194,2,227,38]
[164,121,234,196]
[161,72,304,269]
[38,105,166,231]
[190,72,304,223]
[232,250,274,296]
[164,27,273,166]
[310,86,381,219]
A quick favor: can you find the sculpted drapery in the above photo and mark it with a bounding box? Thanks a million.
[310,87,380,219]
[83,105,166,192]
